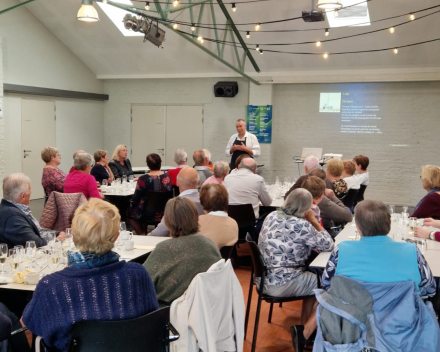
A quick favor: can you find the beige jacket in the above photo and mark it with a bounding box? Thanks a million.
[199,213,238,248]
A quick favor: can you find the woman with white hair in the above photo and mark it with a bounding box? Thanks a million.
[64,153,103,199]
[258,188,334,324]
[167,148,188,186]
[203,161,230,185]
[23,198,158,352]
[109,145,134,179]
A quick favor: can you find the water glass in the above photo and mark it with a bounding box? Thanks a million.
[402,206,409,219]
[0,244,7,274]
[275,176,280,187]
[65,228,72,247]
[389,204,395,216]
[128,175,134,183]
[122,175,127,184]
[35,249,48,272]
[102,179,108,187]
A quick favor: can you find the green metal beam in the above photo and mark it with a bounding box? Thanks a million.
[0,0,39,15]
[152,0,166,18]
[189,0,194,25]
[215,0,260,73]
[194,3,205,37]
[219,22,229,59]
[209,0,221,56]
[229,28,242,71]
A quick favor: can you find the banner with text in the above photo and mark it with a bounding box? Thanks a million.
[246,105,272,144]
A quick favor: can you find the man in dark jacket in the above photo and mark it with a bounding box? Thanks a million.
[0,173,64,248]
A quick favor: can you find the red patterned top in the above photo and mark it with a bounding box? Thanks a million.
[41,167,67,197]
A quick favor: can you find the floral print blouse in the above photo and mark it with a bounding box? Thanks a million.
[258,210,334,287]
[41,167,67,197]
[332,178,348,199]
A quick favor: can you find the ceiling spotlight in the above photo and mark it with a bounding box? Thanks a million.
[393,48,398,54]
[260,50,264,54]
[246,31,250,39]
[256,44,260,51]
[334,9,339,17]
[317,0,342,10]
[122,14,166,47]
[145,2,150,10]
[255,23,260,31]
[316,41,321,47]
[191,23,196,31]
[323,52,328,59]
[232,3,237,12]
[389,27,395,33]
[325,28,329,36]
[173,22,178,29]
[173,0,179,7]
[77,0,99,22]
[409,13,415,21]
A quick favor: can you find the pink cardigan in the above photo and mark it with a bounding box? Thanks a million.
[64,170,102,199]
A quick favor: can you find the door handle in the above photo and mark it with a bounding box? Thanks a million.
[157,148,164,151]
[24,150,32,152]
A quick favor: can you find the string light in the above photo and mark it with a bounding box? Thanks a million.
[409,13,415,21]
[173,22,178,29]
[323,52,328,59]
[316,41,321,47]
[246,31,250,39]
[389,26,395,33]
[260,50,264,54]
[325,29,329,36]
[255,23,261,31]
[145,2,150,10]
[256,44,260,51]
[232,3,237,12]
[393,48,398,54]
[191,23,196,31]
[173,0,179,7]
[197,36,204,43]
[334,9,339,17]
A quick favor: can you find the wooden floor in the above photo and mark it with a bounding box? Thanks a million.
[235,265,303,352]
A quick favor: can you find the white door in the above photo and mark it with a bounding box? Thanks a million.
[22,99,56,200]
[165,106,203,166]
[131,105,165,166]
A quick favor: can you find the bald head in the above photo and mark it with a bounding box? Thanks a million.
[177,167,200,191]
[193,150,208,167]
[73,150,86,159]
[239,158,257,173]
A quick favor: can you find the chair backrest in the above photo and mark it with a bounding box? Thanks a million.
[343,189,358,208]
[355,185,367,203]
[228,204,256,228]
[220,245,235,260]
[67,307,179,352]
[172,185,180,197]
[145,190,175,213]
[247,241,266,279]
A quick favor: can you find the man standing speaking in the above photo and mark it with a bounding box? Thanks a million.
[225,119,261,170]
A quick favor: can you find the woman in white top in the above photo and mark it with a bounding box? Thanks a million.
[354,155,369,186]
[342,160,360,190]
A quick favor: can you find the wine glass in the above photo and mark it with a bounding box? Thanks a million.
[9,248,21,273]
[35,249,48,272]
[65,228,72,247]
[0,244,7,274]
[128,175,134,183]
[402,206,409,220]
[25,241,37,268]
[49,248,62,272]
[389,204,395,218]
[102,179,108,187]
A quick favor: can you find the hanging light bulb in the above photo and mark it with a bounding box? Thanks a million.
[246,31,250,39]
[260,50,264,55]
[323,52,328,59]
[334,9,339,17]
[173,0,179,7]
[255,23,260,31]
[145,1,150,10]
[173,22,178,29]
[191,23,196,31]
[409,13,415,21]
[256,44,260,51]
[197,36,204,43]
[232,3,237,12]
[389,27,395,33]
[393,48,398,54]
[325,29,329,37]
[316,41,321,47]
[77,0,99,22]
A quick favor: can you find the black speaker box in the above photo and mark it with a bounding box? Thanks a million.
[214,81,239,98]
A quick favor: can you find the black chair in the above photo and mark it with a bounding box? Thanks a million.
[220,245,235,260]
[143,190,175,228]
[342,188,359,208]
[244,241,315,352]
[228,204,256,242]
[172,185,180,197]
[355,185,367,204]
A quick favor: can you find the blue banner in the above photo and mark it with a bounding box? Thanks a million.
[246,105,272,144]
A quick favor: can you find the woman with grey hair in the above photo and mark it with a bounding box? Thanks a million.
[167,148,188,186]
[202,161,230,185]
[258,188,334,324]
[64,153,103,199]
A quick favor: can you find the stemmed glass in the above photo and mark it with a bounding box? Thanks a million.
[25,241,37,268]
[402,206,409,220]
[102,179,108,187]
[116,222,127,250]
[35,249,48,272]
[49,247,62,272]
[0,244,7,274]
[389,205,395,221]
[9,248,21,273]
[65,228,73,248]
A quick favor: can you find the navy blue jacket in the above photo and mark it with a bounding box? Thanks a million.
[0,199,47,248]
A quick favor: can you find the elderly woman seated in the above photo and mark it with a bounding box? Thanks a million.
[341,160,360,191]
[198,184,238,248]
[91,149,114,185]
[41,147,67,197]
[64,153,103,199]
[22,199,159,351]
[203,161,230,185]
[258,188,334,324]
[326,159,348,199]
[144,197,221,305]
[109,145,134,179]
[291,200,437,352]
[411,165,440,219]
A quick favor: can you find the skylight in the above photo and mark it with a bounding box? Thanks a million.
[97,0,143,36]
[327,0,370,28]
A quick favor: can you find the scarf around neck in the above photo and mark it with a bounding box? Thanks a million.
[67,250,120,269]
